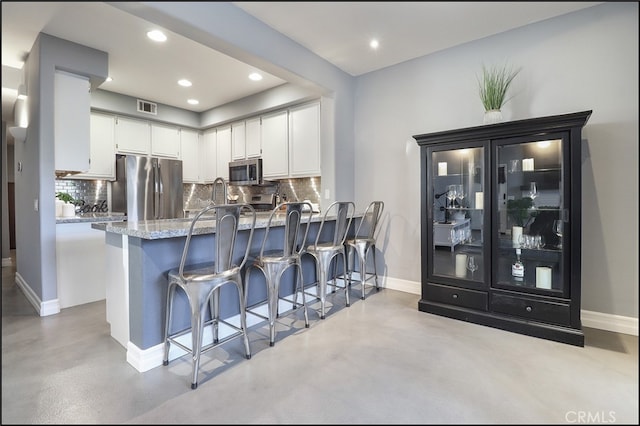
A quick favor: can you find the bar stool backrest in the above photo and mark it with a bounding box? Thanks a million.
[313,201,355,247]
[179,203,256,277]
[355,201,384,240]
[261,202,313,257]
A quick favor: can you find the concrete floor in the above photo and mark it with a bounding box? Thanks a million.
[2,250,638,424]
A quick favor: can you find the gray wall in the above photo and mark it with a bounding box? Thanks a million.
[353,3,638,318]
[14,33,107,303]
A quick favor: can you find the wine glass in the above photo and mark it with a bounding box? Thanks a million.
[528,182,538,209]
[467,256,479,277]
[455,184,466,207]
[553,220,563,249]
[446,185,457,209]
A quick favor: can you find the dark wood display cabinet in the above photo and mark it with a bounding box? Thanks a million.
[413,110,591,346]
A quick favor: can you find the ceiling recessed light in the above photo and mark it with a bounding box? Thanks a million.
[187,99,199,105]
[178,79,192,87]
[248,73,263,81]
[147,30,167,42]
[370,39,379,50]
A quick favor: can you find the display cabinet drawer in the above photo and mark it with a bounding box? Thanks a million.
[491,293,570,326]
[425,283,488,311]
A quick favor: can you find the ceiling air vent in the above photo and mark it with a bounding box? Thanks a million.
[137,99,157,115]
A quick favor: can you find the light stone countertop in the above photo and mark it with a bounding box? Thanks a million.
[56,212,126,224]
[91,211,362,240]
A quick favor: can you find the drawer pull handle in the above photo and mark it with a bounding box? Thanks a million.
[526,306,532,312]
[452,294,458,299]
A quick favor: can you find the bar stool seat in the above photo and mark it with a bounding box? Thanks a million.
[245,202,314,346]
[345,201,384,300]
[163,203,256,389]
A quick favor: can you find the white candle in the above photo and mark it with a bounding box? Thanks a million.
[536,267,552,289]
[475,192,484,210]
[438,162,448,176]
[523,158,534,171]
[455,254,467,278]
[512,226,523,248]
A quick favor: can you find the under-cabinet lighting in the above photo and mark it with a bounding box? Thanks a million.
[370,39,379,50]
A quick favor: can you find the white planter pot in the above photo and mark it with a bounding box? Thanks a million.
[483,109,503,125]
[62,203,76,217]
[56,200,64,217]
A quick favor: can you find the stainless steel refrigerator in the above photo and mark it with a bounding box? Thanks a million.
[112,154,183,221]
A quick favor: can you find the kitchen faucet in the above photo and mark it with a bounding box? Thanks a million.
[211,177,227,205]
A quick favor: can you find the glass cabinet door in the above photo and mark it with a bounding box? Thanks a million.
[429,145,486,287]
[495,136,566,295]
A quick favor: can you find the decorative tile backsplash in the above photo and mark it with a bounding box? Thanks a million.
[55,179,109,213]
[184,176,321,209]
[56,176,321,213]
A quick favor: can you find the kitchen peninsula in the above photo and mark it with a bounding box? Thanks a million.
[92,210,362,372]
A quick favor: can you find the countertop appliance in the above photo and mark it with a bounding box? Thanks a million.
[229,158,262,185]
[248,193,276,211]
[112,154,184,221]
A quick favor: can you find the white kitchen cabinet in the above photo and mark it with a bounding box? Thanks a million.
[181,129,201,183]
[245,116,262,158]
[114,116,150,155]
[56,222,107,309]
[231,121,246,160]
[289,101,321,177]
[70,112,116,180]
[54,70,91,174]
[216,125,232,181]
[202,128,217,182]
[151,122,181,159]
[261,110,289,178]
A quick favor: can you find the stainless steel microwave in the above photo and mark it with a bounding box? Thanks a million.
[228,158,263,185]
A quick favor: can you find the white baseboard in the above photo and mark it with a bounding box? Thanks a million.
[383,276,638,336]
[581,310,638,336]
[14,272,61,317]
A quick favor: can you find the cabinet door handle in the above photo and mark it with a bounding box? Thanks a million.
[525,306,532,312]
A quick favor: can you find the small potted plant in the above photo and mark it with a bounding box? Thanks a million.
[507,196,537,229]
[56,192,77,217]
[478,63,521,124]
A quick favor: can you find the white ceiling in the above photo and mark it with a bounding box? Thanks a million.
[2,1,600,129]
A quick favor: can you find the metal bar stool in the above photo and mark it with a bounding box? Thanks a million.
[345,201,384,300]
[245,202,314,346]
[303,201,355,319]
[163,203,256,389]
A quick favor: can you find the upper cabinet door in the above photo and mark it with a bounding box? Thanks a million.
[261,110,289,178]
[231,121,246,160]
[151,123,181,159]
[181,129,201,183]
[289,101,320,177]
[216,125,232,181]
[54,70,91,174]
[245,116,262,158]
[68,112,116,180]
[115,116,150,155]
[202,129,217,183]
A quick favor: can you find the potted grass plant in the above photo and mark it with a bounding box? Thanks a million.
[478,63,521,124]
